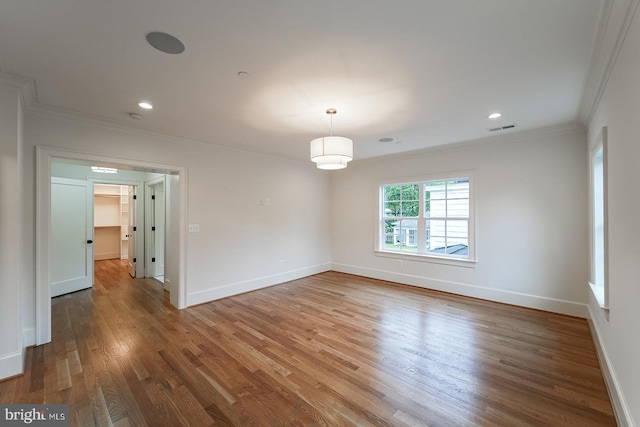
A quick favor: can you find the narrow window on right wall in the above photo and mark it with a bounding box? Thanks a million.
[589,126,609,311]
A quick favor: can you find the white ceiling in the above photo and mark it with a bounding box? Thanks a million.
[0,0,609,161]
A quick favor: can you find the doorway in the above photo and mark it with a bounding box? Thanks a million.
[36,146,188,345]
[89,178,146,280]
[92,183,142,279]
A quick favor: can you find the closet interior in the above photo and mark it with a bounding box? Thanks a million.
[94,184,130,260]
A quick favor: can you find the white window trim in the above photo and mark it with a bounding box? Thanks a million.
[374,249,477,268]
[588,127,609,312]
[375,171,477,267]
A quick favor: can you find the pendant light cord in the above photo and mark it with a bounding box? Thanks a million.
[330,113,333,136]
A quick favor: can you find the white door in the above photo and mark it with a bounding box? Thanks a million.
[51,177,93,297]
[127,186,136,277]
[153,184,165,277]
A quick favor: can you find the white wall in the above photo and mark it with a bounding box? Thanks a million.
[0,81,25,378]
[330,126,589,317]
[20,110,332,347]
[587,4,640,425]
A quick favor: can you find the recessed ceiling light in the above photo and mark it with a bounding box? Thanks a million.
[146,32,185,55]
[138,102,153,110]
[378,137,394,143]
[129,113,143,120]
[237,71,250,77]
[488,112,502,119]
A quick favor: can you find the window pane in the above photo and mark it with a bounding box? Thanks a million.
[426,181,446,195]
[425,219,445,251]
[446,219,468,239]
[429,199,446,217]
[384,185,401,201]
[447,198,469,217]
[446,237,468,255]
[594,147,604,285]
[425,181,443,217]
[401,201,419,217]
[384,202,400,217]
[399,220,418,252]
[408,229,417,245]
[384,219,396,233]
[402,184,419,201]
[449,180,469,198]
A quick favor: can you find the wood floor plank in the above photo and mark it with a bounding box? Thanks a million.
[0,260,616,426]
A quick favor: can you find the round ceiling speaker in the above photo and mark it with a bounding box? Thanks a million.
[146,32,185,55]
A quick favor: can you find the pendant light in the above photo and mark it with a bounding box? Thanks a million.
[310,109,353,170]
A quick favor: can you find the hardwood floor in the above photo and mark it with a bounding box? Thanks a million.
[0,260,616,426]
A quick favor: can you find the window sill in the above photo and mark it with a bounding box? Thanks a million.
[374,250,477,268]
[589,282,609,311]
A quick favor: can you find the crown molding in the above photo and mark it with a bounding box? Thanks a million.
[350,122,586,168]
[0,71,36,109]
[579,0,640,125]
[26,102,311,167]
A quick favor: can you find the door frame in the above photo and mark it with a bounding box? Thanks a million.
[145,176,166,282]
[36,146,188,345]
[89,178,145,278]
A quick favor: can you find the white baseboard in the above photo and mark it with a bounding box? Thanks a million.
[95,252,120,261]
[588,303,635,427]
[0,349,24,380]
[187,263,331,306]
[331,263,589,318]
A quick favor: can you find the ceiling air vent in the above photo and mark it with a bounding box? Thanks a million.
[489,124,516,132]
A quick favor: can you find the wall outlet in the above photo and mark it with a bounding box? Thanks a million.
[188,224,200,232]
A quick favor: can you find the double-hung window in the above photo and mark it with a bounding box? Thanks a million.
[379,173,475,263]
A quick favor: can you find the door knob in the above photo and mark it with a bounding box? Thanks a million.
[87,239,93,244]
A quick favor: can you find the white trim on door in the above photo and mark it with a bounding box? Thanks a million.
[145,176,167,280]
